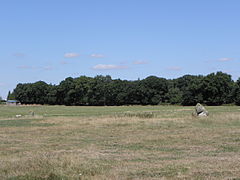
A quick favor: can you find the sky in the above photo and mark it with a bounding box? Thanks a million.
[1,0,240,99]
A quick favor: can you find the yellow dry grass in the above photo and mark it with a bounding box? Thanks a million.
[0,110,240,179]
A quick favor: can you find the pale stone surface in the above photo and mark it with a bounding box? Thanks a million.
[195,103,209,117]
[198,111,208,117]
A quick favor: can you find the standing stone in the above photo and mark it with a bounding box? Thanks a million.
[195,103,209,116]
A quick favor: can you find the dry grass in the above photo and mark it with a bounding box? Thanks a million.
[0,106,240,179]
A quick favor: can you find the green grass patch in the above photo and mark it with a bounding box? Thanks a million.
[217,145,240,153]
[0,118,54,127]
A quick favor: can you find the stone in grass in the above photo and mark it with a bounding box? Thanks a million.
[195,103,209,117]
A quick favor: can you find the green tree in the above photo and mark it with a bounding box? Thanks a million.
[13,83,31,103]
[46,85,57,105]
[201,72,234,105]
[108,79,130,105]
[167,87,182,104]
[88,75,112,105]
[140,76,169,105]
[7,91,15,100]
[74,76,93,105]
[233,78,240,105]
[174,75,204,105]
[57,77,75,105]
[32,81,50,104]
[10,72,237,106]
[13,81,50,104]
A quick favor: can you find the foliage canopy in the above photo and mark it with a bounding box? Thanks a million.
[9,72,240,106]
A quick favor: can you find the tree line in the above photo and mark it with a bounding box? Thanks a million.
[7,71,240,106]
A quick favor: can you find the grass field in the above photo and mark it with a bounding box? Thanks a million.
[0,105,240,179]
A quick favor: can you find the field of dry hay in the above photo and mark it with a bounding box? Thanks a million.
[0,105,240,179]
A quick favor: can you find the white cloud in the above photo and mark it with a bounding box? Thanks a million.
[93,64,128,70]
[133,60,148,65]
[218,57,233,62]
[167,66,182,71]
[91,54,105,58]
[64,53,80,58]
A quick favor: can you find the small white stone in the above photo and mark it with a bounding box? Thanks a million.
[198,112,207,117]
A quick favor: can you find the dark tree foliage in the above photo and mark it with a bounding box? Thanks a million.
[46,85,57,105]
[9,72,238,106]
[233,78,240,105]
[139,76,169,105]
[7,91,15,100]
[181,75,204,105]
[166,87,182,105]
[13,81,50,104]
[201,72,234,105]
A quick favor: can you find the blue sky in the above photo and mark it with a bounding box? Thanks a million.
[1,0,240,99]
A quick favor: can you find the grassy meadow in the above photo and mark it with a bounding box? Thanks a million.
[0,105,240,179]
